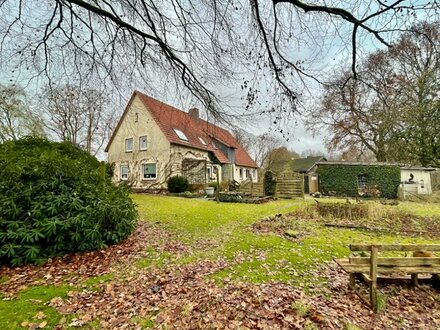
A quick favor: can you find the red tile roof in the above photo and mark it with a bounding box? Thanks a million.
[106,91,257,168]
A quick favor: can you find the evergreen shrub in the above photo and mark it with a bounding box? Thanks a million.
[264,171,276,196]
[167,175,189,193]
[0,138,138,265]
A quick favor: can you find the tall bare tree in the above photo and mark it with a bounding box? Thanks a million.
[234,128,282,168]
[308,22,440,166]
[41,85,114,155]
[390,22,440,166]
[0,85,44,142]
[0,1,437,130]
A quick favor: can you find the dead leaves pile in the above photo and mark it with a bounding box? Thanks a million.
[0,222,156,297]
[54,259,322,329]
[312,264,440,329]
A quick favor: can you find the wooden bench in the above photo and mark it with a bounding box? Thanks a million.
[335,244,440,311]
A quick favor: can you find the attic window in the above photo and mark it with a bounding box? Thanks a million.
[198,137,207,145]
[174,128,188,141]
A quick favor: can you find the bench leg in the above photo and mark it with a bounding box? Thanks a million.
[349,274,356,289]
[411,274,418,287]
[370,246,378,312]
[370,277,377,311]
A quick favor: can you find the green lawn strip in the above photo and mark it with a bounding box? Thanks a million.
[397,201,440,217]
[0,285,70,330]
[133,194,303,240]
[132,194,305,269]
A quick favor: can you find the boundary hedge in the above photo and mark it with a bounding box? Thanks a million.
[317,164,401,198]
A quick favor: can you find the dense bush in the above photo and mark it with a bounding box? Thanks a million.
[0,138,138,266]
[218,192,244,203]
[317,203,370,220]
[264,171,276,196]
[317,164,401,199]
[167,175,189,193]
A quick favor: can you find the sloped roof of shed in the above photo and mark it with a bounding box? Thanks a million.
[292,156,326,173]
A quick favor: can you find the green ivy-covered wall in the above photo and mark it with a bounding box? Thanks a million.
[317,164,401,198]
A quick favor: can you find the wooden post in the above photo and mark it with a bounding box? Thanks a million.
[216,168,220,203]
[411,274,418,287]
[349,273,356,289]
[301,173,305,199]
[370,246,378,311]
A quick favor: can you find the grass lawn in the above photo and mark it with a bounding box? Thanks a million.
[134,195,440,285]
[1,194,439,329]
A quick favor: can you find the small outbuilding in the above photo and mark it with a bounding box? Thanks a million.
[316,161,401,199]
[315,161,437,199]
[400,166,436,196]
[292,156,327,194]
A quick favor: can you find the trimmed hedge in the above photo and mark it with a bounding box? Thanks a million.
[317,164,401,198]
[167,175,189,193]
[264,171,276,196]
[0,138,138,266]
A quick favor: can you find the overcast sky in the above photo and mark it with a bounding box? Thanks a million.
[1,0,432,158]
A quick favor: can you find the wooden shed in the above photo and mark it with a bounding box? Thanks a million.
[291,156,326,194]
[400,166,436,196]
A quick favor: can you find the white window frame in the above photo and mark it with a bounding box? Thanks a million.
[198,137,207,145]
[139,135,148,151]
[125,138,133,152]
[120,165,129,181]
[142,163,157,180]
[173,128,188,141]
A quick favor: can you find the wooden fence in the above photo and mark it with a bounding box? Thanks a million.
[275,171,304,198]
[239,179,264,197]
[238,171,305,198]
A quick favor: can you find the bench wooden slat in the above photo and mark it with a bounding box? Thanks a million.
[336,260,440,274]
[348,257,440,266]
[350,244,440,252]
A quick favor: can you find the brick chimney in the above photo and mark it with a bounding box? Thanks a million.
[188,107,199,121]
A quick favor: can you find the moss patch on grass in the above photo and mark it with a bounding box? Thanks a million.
[0,275,8,284]
[131,316,155,328]
[83,273,114,287]
[0,285,70,330]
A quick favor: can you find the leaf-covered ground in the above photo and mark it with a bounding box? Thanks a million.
[1,195,439,329]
